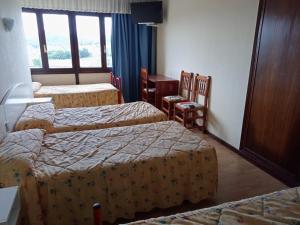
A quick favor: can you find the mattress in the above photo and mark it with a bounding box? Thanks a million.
[124,187,300,225]
[34,83,118,108]
[0,121,218,225]
[15,101,167,133]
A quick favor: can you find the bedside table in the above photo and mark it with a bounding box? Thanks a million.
[0,187,20,225]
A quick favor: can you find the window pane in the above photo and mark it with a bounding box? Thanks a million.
[22,12,42,68]
[43,14,72,68]
[76,16,101,68]
[105,17,112,67]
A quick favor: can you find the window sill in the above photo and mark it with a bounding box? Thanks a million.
[30,67,112,74]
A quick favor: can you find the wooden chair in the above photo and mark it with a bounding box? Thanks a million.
[140,68,156,104]
[110,72,124,104]
[114,76,123,104]
[174,74,211,130]
[161,71,194,119]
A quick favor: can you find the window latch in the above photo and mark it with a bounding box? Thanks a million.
[43,44,47,53]
[104,45,106,54]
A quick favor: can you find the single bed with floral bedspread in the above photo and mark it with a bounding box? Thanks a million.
[15,101,167,133]
[33,83,118,108]
[0,121,218,225]
[123,186,300,225]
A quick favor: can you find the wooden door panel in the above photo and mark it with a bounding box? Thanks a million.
[284,4,300,175]
[243,0,300,180]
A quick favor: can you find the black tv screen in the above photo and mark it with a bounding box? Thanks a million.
[131,1,163,24]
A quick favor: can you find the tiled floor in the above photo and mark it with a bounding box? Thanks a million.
[109,130,287,225]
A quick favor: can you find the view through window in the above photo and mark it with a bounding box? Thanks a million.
[76,15,102,68]
[105,17,112,68]
[43,14,72,68]
[22,12,42,68]
[22,9,112,74]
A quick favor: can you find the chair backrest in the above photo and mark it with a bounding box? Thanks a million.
[192,74,211,108]
[114,76,122,103]
[140,67,149,89]
[179,71,194,100]
[114,76,121,90]
[140,68,149,101]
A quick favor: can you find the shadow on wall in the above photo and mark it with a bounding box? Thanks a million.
[206,78,228,143]
[207,110,227,141]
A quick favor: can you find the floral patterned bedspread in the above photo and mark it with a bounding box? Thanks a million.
[34,83,118,108]
[15,102,167,133]
[124,187,300,225]
[0,121,217,225]
[15,103,55,132]
[0,129,45,225]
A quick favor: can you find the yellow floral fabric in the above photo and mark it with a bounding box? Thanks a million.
[34,83,118,108]
[15,103,55,132]
[0,121,217,224]
[15,102,167,133]
[125,187,300,225]
[0,129,45,225]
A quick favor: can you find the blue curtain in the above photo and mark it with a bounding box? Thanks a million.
[112,14,156,102]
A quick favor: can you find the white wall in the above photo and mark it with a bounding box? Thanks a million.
[32,74,76,85]
[0,0,32,137]
[158,0,259,148]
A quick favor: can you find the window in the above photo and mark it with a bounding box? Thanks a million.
[43,14,72,68]
[22,12,42,68]
[21,9,112,74]
[105,17,112,68]
[76,15,101,68]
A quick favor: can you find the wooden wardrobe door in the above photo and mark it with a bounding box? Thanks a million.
[242,0,300,184]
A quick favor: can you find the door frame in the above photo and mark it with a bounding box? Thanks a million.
[240,0,265,150]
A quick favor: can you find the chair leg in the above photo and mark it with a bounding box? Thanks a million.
[174,106,181,123]
[166,102,169,119]
[192,110,198,128]
[174,105,179,121]
[190,111,194,128]
[183,111,188,128]
[202,110,207,132]
[168,102,172,120]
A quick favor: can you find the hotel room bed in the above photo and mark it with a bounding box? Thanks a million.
[0,121,218,225]
[124,187,300,225]
[33,83,118,108]
[15,101,167,133]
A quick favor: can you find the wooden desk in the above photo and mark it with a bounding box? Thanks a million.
[148,75,179,109]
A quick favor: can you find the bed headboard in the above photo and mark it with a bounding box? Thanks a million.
[0,82,33,135]
[0,105,6,142]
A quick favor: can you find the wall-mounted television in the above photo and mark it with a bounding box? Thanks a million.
[131,1,163,24]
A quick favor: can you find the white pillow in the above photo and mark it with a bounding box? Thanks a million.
[32,82,42,92]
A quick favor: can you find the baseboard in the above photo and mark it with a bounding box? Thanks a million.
[206,131,299,187]
[239,148,299,187]
[206,131,238,152]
